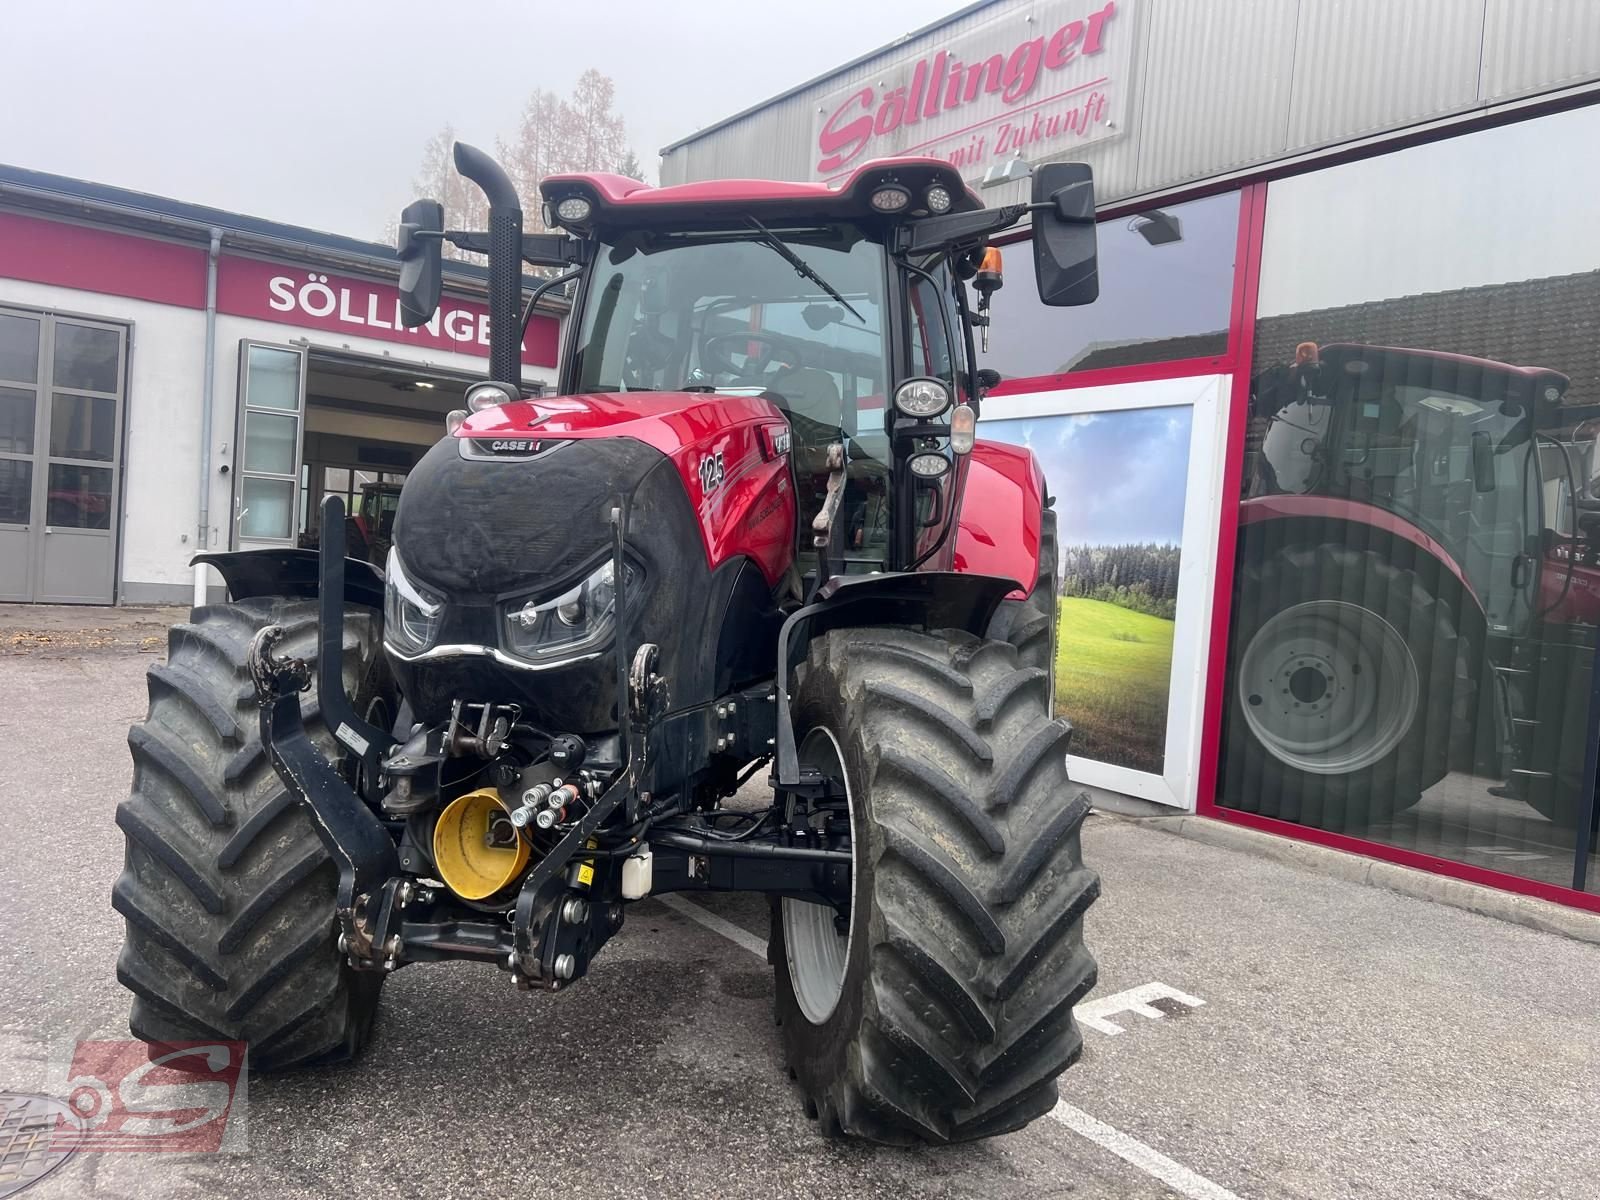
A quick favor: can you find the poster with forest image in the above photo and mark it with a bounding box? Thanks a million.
[980,404,1193,774]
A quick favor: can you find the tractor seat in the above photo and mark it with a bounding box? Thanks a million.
[766,368,845,475]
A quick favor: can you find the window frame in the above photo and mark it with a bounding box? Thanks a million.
[233,340,307,546]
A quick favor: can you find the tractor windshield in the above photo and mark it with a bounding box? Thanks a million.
[571,225,885,399]
[571,224,894,566]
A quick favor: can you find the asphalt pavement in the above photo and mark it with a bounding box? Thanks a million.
[2,615,1599,1199]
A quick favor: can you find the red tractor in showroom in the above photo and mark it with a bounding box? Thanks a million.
[114,143,1102,1144]
[1230,340,1598,830]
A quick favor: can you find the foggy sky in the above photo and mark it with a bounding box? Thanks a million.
[4,0,948,241]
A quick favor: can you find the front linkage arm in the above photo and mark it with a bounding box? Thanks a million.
[246,494,405,970]
[248,622,402,968]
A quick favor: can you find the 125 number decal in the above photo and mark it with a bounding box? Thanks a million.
[698,450,725,496]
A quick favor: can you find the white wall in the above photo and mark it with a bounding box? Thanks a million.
[0,278,561,603]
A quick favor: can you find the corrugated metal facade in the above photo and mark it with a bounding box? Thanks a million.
[659,0,1600,206]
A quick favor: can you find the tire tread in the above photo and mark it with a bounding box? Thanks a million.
[778,623,1098,1144]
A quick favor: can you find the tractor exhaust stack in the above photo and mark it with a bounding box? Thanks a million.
[451,141,523,387]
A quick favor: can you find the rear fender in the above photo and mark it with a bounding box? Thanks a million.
[193,549,385,611]
[1236,498,1485,624]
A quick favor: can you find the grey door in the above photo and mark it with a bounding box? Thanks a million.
[0,309,126,604]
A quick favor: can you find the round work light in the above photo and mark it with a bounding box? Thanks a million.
[465,381,520,413]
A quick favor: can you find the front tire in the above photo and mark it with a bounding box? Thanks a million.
[987,506,1059,697]
[772,626,1098,1144]
[114,598,391,1070]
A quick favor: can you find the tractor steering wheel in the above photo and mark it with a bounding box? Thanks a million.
[700,331,807,385]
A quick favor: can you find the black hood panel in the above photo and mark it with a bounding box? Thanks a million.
[386,432,782,732]
[392,436,666,598]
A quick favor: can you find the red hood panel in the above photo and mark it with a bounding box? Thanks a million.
[456,392,797,587]
[457,392,783,456]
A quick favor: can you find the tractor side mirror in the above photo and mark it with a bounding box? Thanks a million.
[396,199,444,328]
[1031,163,1098,307]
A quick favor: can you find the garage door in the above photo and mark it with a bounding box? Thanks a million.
[0,309,127,604]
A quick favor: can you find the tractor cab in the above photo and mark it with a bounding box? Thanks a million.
[345,479,403,566]
[564,200,900,570]
[1252,342,1571,635]
[396,150,1097,582]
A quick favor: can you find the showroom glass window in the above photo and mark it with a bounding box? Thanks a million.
[979,190,1240,383]
[1217,102,1600,895]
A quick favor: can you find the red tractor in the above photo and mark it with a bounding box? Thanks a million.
[1229,341,1595,829]
[115,144,1102,1143]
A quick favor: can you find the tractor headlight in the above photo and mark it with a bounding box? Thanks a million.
[503,558,638,662]
[465,380,519,412]
[894,377,953,419]
[384,549,443,654]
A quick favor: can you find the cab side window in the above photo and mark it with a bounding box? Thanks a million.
[908,271,955,385]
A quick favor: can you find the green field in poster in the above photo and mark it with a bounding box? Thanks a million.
[1055,597,1175,775]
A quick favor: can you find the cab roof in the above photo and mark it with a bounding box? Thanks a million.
[538,157,982,230]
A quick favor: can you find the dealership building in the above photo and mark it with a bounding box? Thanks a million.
[0,166,562,606]
[661,0,1600,909]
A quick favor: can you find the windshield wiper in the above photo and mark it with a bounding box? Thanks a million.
[743,217,864,324]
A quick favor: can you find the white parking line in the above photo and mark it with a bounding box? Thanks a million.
[1048,1103,1240,1200]
[657,894,768,959]
[657,894,1240,1200]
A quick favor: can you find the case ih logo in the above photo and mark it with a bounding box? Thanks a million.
[812,0,1128,182]
[53,1040,247,1153]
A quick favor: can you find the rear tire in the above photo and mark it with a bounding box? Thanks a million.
[772,625,1098,1144]
[114,598,391,1071]
[1225,544,1457,829]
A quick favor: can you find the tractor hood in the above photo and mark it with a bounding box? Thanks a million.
[455,390,790,459]
[441,390,798,595]
[384,388,796,730]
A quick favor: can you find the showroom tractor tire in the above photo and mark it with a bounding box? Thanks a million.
[1226,543,1459,829]
[114,597,391,1071]
[773,625,1099,1145]
[988,506,1059,699]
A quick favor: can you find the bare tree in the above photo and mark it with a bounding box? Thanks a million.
[565,69,628,179]
[391,71,633,247]
[501,70,629,226]
[502,89,573,233]
[394,123,489,261]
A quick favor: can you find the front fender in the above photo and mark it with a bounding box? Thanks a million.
[193,549,385,611]
[770,570,1021,790]
[952,439,1047,602]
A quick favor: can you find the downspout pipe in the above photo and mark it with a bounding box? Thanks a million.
[193,227,222,609]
